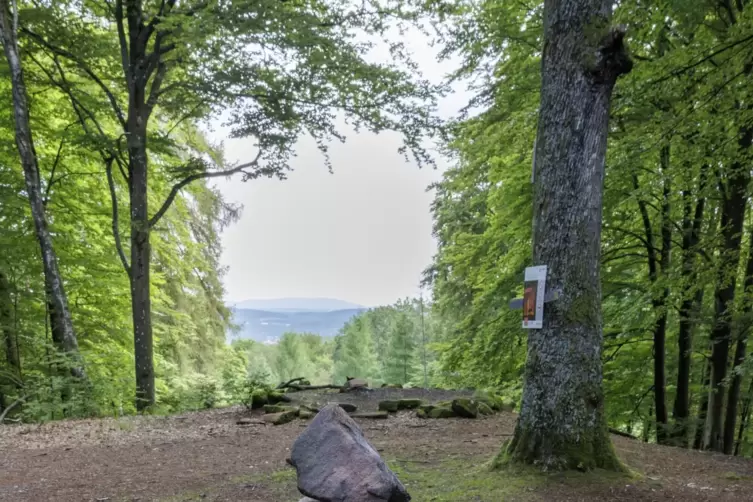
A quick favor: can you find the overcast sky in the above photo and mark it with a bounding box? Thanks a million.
[208,31,470,308]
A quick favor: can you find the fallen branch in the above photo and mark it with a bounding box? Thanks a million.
[277,377,308,389]
[286,384,343,392]
[0,395,25,423]
[609,427,638,440]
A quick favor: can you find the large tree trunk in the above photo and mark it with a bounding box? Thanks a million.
[0,1,85,380]
[503,0,631,470]
[128,124,155,410]
[707,150,750,452]
[672,169,707,446]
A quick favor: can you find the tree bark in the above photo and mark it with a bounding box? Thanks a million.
[0,270,19,377]
[694,355,711,450]
[707,131,751,452]
[734,377,753,456]
[723,202,753,452]
[128,119,154,410]
[503,0,631,470]
[672,167,707,446]
[0,0,85,380]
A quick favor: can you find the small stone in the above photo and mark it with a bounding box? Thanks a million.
[263,409,298,425]
[250,390,268,409]
[451,398,478,418]
[428,407,455,418]
[397,399,423,410]
[299,409,315,419]
[477,402,494,416]
[416,409,427,419]
[378,400,400,412]
[263,404,297,414]
[350,411,389,419]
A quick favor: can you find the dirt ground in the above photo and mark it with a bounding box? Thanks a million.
[2,389,753,501]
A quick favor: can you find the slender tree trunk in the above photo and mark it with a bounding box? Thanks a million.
[0,1,85,380]
[694,355,711,450]
[707,134,751,452]
[653,146,672,444]
[673,168,707,446]
[724,214,753,452]
[735,377,753,456]
[0,270,19,377]
[633,146,672,444]
[503,0,631,471]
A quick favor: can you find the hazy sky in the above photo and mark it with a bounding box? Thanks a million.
[208,31,470,308]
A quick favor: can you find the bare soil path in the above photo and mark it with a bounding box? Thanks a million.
[2,390,753,501]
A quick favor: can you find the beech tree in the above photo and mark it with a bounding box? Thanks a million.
[0,0,85,380]
[501,0,632,469]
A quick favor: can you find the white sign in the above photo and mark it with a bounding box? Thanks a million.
[522,265,547,329]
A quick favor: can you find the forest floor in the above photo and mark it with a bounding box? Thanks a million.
[2,388,753,501]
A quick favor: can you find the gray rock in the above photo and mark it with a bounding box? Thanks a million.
[290,404,410,502]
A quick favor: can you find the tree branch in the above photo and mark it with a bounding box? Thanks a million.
[114,0,131,91]
[149,150,263,228]
[105,157,131,277]
[22,28,127,128]
[43,132,68,204]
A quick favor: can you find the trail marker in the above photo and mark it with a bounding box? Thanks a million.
[508,265,551,329]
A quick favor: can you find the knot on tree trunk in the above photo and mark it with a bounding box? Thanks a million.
[591,25,633,83]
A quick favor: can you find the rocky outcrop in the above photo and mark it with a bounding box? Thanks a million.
[290,404,410,501]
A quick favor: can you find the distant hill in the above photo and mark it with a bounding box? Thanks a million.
[231,297,365,312]
[227,298,368,343]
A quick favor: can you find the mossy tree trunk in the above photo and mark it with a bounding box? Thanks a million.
[503,0,631,471]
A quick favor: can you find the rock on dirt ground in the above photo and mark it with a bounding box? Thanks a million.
[1,388,753,501]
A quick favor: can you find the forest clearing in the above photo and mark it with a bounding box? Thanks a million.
[2,388,753,502]
[4,0,753,500]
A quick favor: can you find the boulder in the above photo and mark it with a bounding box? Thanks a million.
[428,407,455,418]
[338,403,357,413]
[290,404,410,501]
[418,404,436,414]
[299,409,315,419]
[263,409,298,425]
[301,404,320,413]
[451,398,478,418]
[397,399,423,410]
[378,400,399,412]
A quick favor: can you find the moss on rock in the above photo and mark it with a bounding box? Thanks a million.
[477,402,494,416]
[397,399,423,410]
[250,389,268,409]
[428,407,455,418]
[263,409,299,425]
[451,398,479,418]
[378,400,400,412]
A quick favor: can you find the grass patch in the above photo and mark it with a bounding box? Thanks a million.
[387,455,543,501]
